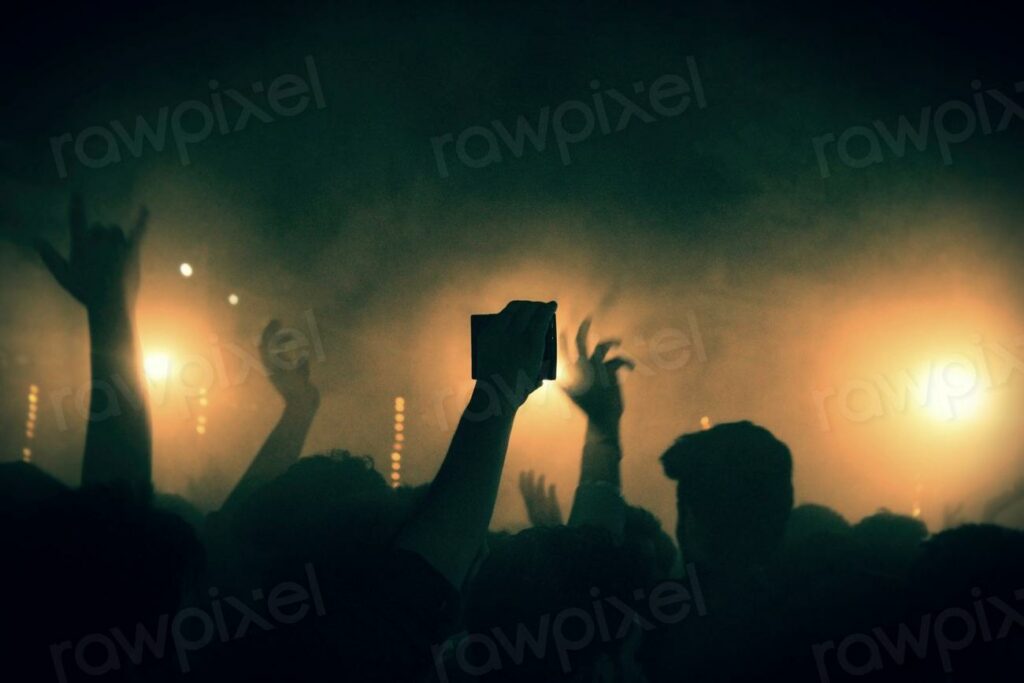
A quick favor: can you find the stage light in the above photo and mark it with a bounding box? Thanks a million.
[700,416,711,430]
[228,293,239,306]
[179,263,193,277]
[390,472,400,481]
[391,452,401,461]
[28,393,37,404]
[920,360,985,423]
[144,352,172,381]
[395,433,404,442]
[196,425,206,435]
[22,447,31,461]
[395,413,405,423]
[394,423,404,432]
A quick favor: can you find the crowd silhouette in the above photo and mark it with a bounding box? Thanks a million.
[3,197,1024,682]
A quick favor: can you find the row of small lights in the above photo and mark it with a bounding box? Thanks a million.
[391,396,404,487]
[179,262,239,306]
[23,384,38,462]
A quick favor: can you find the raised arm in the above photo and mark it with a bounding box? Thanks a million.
[37,195,151,491]
[398,300,557,588]
[518,469,564,527]
[564,318,634,489]
[218,320,321,516]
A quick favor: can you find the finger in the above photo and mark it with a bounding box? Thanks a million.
[295,355,310,381]
[129,206,149,249]
[592,339,621,364]
[519,471,528,493]
[69,194,86,254]
[259,320,283,366]
[605,357,636,376]
[575,317,592,360]
[36,239,73,291]
[508,300,537,334]
[525,301,557,342]
[547,483,557,502]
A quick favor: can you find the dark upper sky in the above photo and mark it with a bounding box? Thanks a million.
[2,1,1023,529]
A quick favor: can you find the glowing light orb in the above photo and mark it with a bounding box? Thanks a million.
[920,359,985,423]
[179,263,193,278]
[144,352,172,381]
[227,293,239,306]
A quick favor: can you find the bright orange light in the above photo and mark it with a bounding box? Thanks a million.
[196,425,206,435]
[390,472,400,481]
[395,414,405,423]
[395,434,404,442]
[394,423,404,432]
[391,452,401,461]
[391,462,401,471]
[144,352,172,381]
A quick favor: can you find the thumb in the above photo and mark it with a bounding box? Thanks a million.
[35,239,75,293]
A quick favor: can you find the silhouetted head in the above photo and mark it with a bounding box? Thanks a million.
[661,421,793,569]
[785,503,851,546]
[851,508,927,578]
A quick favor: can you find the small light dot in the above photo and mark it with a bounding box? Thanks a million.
[228,293,239,306]
[391,452,401,461]
[28,394,37,404]
[196,425,206,435]
[199,397,208,407]
[22,447,31,459]
[197,415,207,424]
[391,462,401,470]
[393,443,402,451]
[394,423,404,432]
[29,384,39,394]
[395,433,404,442]
[395,413,405,423]
[390,472,400,481]
[180,263,194,277]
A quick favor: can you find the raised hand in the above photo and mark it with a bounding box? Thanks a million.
[474,300,558,407]
[519,470,564,526]
[260,320,320,409]
[36,195,148,310]
[562,317,635,428]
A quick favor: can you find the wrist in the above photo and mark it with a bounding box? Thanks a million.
[470,380,520,419]
[586,417,620,442]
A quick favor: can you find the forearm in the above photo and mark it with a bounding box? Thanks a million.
[398,383,517,587]
[82,301,151,488]
[578,418,622,489]
[220,399,317,514]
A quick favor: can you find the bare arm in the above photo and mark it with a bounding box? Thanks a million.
[398,300,557,588]
[37,196,151,491]
[219,321,321,516]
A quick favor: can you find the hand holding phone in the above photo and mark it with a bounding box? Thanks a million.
[470,301,557,405]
